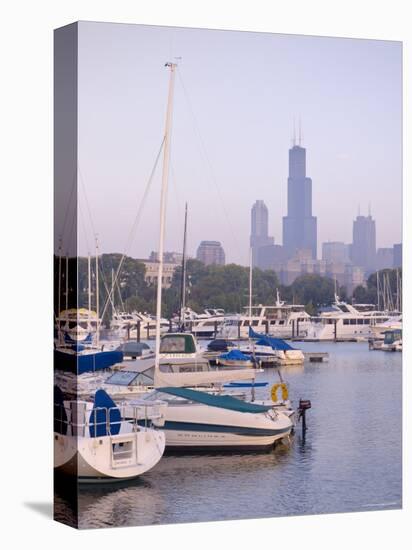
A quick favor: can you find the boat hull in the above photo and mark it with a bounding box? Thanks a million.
[54,428,165,482]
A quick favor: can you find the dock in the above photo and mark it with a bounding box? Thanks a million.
[303,352,329,363]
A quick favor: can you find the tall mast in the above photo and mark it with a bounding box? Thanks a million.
[57,238,62,343]
[95,236,100,345]
[179,202,188,327]
[88,253,91,329]
[248,247,253,321]
[155,62,177,374]
[65,254,69,311]
[377,270,380,310]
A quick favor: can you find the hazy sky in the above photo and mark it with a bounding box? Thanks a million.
[76,21,402,265]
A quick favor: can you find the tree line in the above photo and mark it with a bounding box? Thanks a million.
[55,254,401,323]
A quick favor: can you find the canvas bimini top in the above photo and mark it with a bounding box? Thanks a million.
[157,386,274,414]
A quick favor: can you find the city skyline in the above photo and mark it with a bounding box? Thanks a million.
[76,22,402,266]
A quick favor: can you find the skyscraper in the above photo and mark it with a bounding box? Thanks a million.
[250,200,274,267]
[351,214,376,272]
[282,139,317,259]
[196,241,226,266]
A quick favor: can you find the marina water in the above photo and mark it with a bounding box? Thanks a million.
[55,341,401,528]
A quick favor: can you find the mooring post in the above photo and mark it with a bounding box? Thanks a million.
[292,320,295,339]
[136,320,141,343]
[297,319,300,337]
[169,318,172,333]
[214,320,218,338]
[147,323,150,340]
[265,320,269,334]
[334,319,337,341]
[127,324,130,341]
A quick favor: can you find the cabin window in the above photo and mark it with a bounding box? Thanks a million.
[350,319,356,325]
[343,319,349,325]
[252,320,259,326]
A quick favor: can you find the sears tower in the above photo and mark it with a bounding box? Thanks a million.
[282,137,317,259]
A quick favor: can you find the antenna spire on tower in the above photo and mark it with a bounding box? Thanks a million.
[292,118,296,147]
[298,116,302,146]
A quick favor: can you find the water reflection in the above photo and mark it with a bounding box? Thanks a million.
[58,342,401,528]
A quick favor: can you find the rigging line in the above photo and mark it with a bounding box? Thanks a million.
[177,67,242,260]
[100,136,166,322]
[78,201,91,255]
[59,170,77,248]
[78,165,98,241]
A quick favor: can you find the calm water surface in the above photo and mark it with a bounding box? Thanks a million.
[55,342,402,528]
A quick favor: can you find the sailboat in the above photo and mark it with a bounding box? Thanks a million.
[127,62,294,451]
[54,386,166,482]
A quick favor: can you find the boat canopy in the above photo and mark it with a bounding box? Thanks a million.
[219,349,251,361]
[89,389,121,438]
[153,363,258,388]
[157,387,273,413]
[249,328,295,350]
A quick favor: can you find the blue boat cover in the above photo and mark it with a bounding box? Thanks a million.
[157,387,273,413]
[54,349,123,374]
[89,389,121,438]
[219,349,251,361]
[249,328,295,350]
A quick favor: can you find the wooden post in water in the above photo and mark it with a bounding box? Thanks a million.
[297,319,300,337]
[214,320,218,339]
[265,320,269,335]
[136,321,141,342]
[292,320,295,339]
[127,324,130,341]
[146,323,150,340]
[169,319,172,333]
[334,319,338,341]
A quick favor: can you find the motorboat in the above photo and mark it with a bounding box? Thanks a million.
[54,386,166,482]
[245,329,305,366]
[304,294,396,341]
[219,290,311,340]
[55,308,101,346]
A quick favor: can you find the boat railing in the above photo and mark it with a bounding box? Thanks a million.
[54,401,165,437]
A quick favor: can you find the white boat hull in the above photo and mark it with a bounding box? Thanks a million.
[54,428,165,482]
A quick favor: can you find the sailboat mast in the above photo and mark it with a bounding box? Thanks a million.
[155,62,177,372]
[179,202,188,327]
[88,254,91,313]
[249,247,253,321]
[65,254,69,311]
[377,270,380,310]
[95,236,100,345]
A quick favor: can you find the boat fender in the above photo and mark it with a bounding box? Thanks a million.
[271,383,288,402]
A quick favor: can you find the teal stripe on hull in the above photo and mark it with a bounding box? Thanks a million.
[162,420,291,437]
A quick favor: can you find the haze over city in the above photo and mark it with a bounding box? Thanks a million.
[76,22,402,266]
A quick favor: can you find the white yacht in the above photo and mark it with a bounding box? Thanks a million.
[55,308,101,346]
[219,291,311,340]
[54,387,166,482]
[370,315,402,340]
[305,295,394,341]
[173,307,225,338]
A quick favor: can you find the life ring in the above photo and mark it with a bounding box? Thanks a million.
[271,382,289,402]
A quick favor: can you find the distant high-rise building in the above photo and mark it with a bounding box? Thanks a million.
[322,242,351,264]
[393,243,402,268]
[250,200,274,267]
[351,214,376,272]
[282,140,317,259]
[376,248,394,271]
[196,241,225,266]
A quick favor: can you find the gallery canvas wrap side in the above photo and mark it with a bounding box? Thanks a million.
[54,21,402,529]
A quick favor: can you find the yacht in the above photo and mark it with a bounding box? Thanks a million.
[54,386,166,482]
[219,290,311,340]
[55,308,101,346]
[305,295,394,341]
